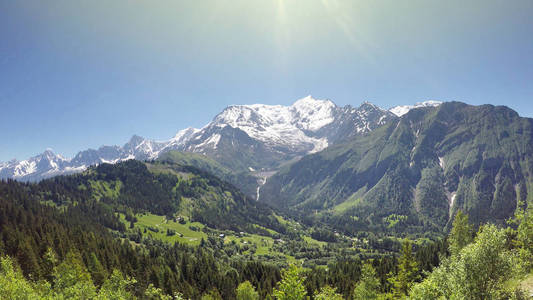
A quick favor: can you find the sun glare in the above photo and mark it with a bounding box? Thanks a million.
[320,0,377,64]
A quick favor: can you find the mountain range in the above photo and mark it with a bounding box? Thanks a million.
[260,101,533,234]
[2,95,531,298]
[0,96,437,184]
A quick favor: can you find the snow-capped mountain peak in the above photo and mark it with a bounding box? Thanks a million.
[290,95,336,132]
[359,101,385,111]
[199,95,339,154]
[0,149,70,180]
[389,100,442,117]
[291,95,334,109]
[171,127,200,144]
[1,96,441,182]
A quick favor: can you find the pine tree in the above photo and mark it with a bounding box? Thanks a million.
[448,210,473,256]
[87,252,108,287]
[389,239,418,298]
[42,247,58,283]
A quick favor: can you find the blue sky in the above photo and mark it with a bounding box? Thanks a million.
[1,0,532,161]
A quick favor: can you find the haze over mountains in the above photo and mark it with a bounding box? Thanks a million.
[0,96,439,182]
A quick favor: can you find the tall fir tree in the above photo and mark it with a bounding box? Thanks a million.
[389,239,418,298]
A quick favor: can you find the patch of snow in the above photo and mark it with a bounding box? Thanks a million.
[439,157,445,169]
[63,165,87,172]
[291,95,336,131]
[255,175,269,201]
[389,100,442,117]
[100,158,121,164]
[446,191,457,217]
[13,160,37,177]
[170,127,200,144]
[389,106,411,117]
[309,138,329,153]
[195,134,221,150]
[256,184,261,201]
[451,193,456,207]
[121,154,135,161]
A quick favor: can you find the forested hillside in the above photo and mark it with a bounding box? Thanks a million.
[261,102,533,236]
[157,151,260,199]
[37,160,282,234]
[0,160,448,299]
[0,177,283,298]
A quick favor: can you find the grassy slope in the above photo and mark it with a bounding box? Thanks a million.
[158,151,259,198]
[120,213,206,245]
[119,211,322,263]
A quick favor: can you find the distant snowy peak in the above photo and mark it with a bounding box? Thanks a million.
[389,100,442,117]
[1,96,437,182]
[291,96,336,131]
[213,95,335,132]
[203,95,337,153]
[0,135,166,181]
[0,149,70,180]
[171,127,200,144]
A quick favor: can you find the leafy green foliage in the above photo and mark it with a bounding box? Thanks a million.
[0,256,42,299]
[314,285,343,300]
[273,265,307,300]
[97,269,136,300]
[509,200,533,272]
[0,254,136,300]
[53,251,97,299]
[144,284,173,300]
[353,263,381,300]
[235,281,259,300]
[410,224,519,299]
[201,288,223,300]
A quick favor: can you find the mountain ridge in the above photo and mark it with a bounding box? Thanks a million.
[260,101,533,234]
[0,97,438,183]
